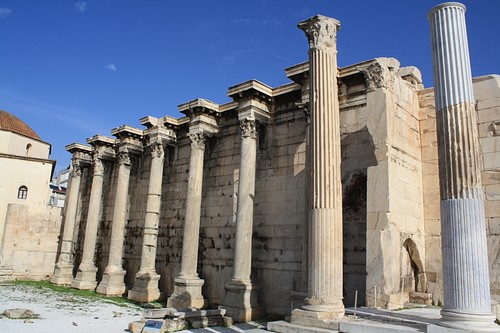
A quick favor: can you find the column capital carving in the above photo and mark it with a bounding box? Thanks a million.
[298,15,340,53]
[71,158,83,178]
[150,141,164,159]
[117,150,131,166]
[187,131,207,150]
[359,60,399,91]
[92,153,105,176]
[240,118,257,139]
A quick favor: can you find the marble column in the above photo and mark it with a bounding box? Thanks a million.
[51,157,83,285]
[128,140,165,302]
[167,131,208,309]
[72,153,105,290]
[291,15,344,327]
[428,3,499,332]
[96,149,131,296]
[221,117,263,322]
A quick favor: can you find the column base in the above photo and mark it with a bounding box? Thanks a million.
[128,271,161,303]
[96,267,126,296]
[51,262,74,285]
[219,280,264,323]
[166,276,207,309]
[71,264,98,290]
[427,309,500,333]
[289,301,344,330]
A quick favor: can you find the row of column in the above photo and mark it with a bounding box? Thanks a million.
[51,98,270,320]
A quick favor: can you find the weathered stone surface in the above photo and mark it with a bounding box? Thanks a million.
[2,308,40,319]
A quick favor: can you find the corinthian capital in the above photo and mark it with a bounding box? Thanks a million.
[71,158,83,178]
[150,141,164,159]
[92,153,104,176]
[298,15,340,52]
[240,118,257,139]
[187,131,207,150]
[117,150,131,166]
[361,62,395,90]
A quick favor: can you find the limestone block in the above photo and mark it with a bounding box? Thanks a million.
[366,90,389,146]
[482,171,500,186]
[473,75,500,101]
[484,152,500,170]
[480,136,500,154]
[485,201,500,217]
[477,100,500,121]
[489,218,500,235]
[485,184,500,201]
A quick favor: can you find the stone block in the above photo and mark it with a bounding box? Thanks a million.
[483,152,500,169]
[489,218,500,235]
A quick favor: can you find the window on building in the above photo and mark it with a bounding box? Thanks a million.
[25,143,32,157]
[17,185,28,199]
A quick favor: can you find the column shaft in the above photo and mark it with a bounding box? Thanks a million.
[220,118,263,323]
[72,156,104,290]
[167,132,207,309]
[179,141,204,277]
[51,162,82,285]
[429,3,498,331]
[128,141,165,302]
[97,151,131,295]
[292,15,344,323]
[233,120,257,281]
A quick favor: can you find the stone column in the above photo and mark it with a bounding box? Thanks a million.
[128,139,165,302]
[428,3,499,332]
[221,117,263,321]
[71,153,105,290]
[51,157,84,285]
[291,15,344,327]
[167,130,208,309]
[96,149,131,296]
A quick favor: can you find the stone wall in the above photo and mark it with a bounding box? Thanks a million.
[419,75,500,307]
[62,61,500,317]
[0,204,62,281]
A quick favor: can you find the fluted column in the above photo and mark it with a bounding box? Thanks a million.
[72,153,105,290]
[128,140,165,302]
[51,158,83,285]
[220,117,263,322]
[96,149,131,296]
[428,3,499,332]
[167,131,208,309]
[291,15,344,326]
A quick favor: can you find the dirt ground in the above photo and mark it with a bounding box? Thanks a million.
[0,282,142,333]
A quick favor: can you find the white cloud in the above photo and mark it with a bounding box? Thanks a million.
[74,2,87,13]
[0,7,12,19]
[106,64,117,72]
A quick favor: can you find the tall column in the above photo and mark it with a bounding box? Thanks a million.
[72,153,105,290]
[291,15,344,327]
[96,149,131,296]
[167,130,208,309]
[51,157,84,285]
[221,117,263,322]
[128,139,165,302]
[428,3,499,332]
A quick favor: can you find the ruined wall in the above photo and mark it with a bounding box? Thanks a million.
[418,86,442,304]
[339,72,375,307]
[365,59,426,309]
[420,75,500,307]
[474,76,500,307]
[0,204,62,280]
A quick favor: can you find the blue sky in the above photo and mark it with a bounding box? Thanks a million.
[1,1,498,172]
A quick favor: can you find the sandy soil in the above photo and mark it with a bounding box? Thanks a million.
[0,283,142,333]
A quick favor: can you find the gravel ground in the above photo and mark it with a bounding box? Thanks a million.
[0,283,142,333]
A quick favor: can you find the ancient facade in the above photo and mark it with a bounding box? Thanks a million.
[51,6,500,329]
